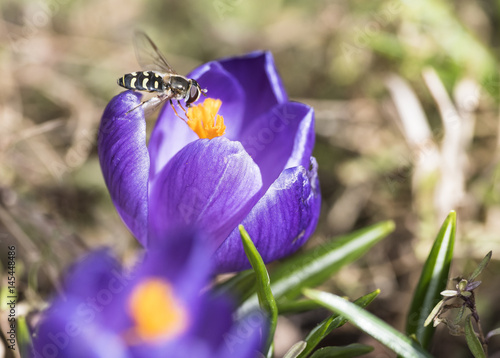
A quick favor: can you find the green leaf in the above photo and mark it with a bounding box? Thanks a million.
[304,289,433,358]
[297,290,380,358]
[239,225,278,356]
[212,269,256,302]
[454,305,466,325]
[237,221,394,317]
[277,299,322,314]
[283,341,307,358]
[465,315,486,358]
[406,211,456,349]
[18,315,32,358]
[309,344,373,358]
[468,251,492,282]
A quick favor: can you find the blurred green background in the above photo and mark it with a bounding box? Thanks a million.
[1,0,500,357]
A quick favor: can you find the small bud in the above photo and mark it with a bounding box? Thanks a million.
[458,279,468,292]
[441,290,458,297]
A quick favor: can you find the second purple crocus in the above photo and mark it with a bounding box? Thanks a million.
[31,227,265,358]
[98,51,320,272]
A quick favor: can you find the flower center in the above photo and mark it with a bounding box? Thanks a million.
[186,98,226,139]
[128,278,188,342]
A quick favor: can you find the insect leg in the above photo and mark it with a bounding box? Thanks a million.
[170,99,188,122]
[125,101,146,115]
[177,100,188,116]
[125,95,162,117]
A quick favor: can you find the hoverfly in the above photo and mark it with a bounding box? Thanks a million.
[117,31,207,118]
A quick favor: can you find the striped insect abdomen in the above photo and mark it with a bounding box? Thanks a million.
[117,71,165,92]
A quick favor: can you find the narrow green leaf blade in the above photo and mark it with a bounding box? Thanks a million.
[18,315,32,358]
[454,305,466,325]
[297,290,380,358]
[240,225,278,356]
[277,299,322,314]
[237,221,394,317]
[406,211,456,349]
[283,341,307,358]
[424,299,444,327]
[468,251,492,281]
[465,315,486,358]
[271,221,395,298]
[309,344,373,358]
[304,289,433,358]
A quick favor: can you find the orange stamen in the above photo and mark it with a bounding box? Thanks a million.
[186,98,226,139]
[128,278,188,342]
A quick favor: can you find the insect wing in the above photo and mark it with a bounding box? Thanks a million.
[133,31,178,74]
[144,95,173,117]
[126,95,170,118]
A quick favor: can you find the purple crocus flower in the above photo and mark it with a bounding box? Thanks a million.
[31,228,265,358]
[98,51,320,272]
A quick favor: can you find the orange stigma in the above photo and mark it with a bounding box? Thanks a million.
[128,278,188,342]
[186,98,226,139]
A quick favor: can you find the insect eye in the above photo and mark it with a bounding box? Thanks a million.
[186,86,200,105]
[190,86,199,98]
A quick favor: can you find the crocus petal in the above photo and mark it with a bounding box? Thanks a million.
[237,102,315,191]
[129,341,204,358]
[284,105,316,170]
[32,251,131,357]
[98,91,149,245]
[217,311,267,358]
[189,62,247,139]
[218,51,288,130]
[62,249,123,300]
[189,295,235,351]
[102,238,212,336]
[148,62,246,178]
[213,158,320,273]
[32,305,129,358]
[138,226,213,306]
[148,137,263,251]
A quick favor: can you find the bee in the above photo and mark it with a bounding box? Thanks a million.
[117,31,207,118]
